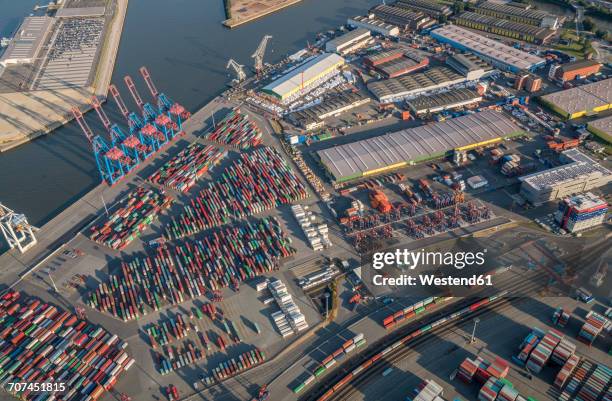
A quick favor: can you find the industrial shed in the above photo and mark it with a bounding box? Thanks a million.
[367,66,465,102]
[539,78,612,119]
[317,110,523,182]
[407,88,482,115]
[261,53,345,102]
[587,115,612,144]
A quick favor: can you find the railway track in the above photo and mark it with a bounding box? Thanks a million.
[301,269,550,401]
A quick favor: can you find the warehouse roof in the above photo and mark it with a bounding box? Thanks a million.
[325,28,370,50]
[317,110,521,180]
[587,115,612,142]
[262,53,345,99]
[365,49,404,65]
[475,1,555,22]
[408,88,481,112]
[558,59,601,73]
[367,66,464,100]
[0,16,53,66]
[395,0,452,15]
[431,25,545,70]
[456,11,554,40]
[371,4,429,27]
[540,78,612,116]
[519,149,611,191]
[290,91,370,123]
[55,6,106,17]
[446,53,491,72]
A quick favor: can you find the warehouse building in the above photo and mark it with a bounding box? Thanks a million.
[587,115,612,144]
[367,66,466,103]
[325,28,372,55]
[370,5,434,31]
[407,88,482,115]
[348,16,400,37]
[454,12,555,43]
[366,49,429,78]
[554,59,602,82]
[473,1,559,29]
[554,192,608,233]
[0,16,53,67]
[261,53,345,103]
[394,0,452,18]
[430,25,546,72]
[446,53,492,80]
[317,110,523,182]
[539,78,612,119]
[519,149,611,204]
[288,91,371,129]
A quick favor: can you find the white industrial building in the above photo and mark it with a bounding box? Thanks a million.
[519,149,612,204]
[325,28,372,55]
[347,15,400,37]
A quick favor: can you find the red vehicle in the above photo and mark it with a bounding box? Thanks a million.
[167,385,179,401]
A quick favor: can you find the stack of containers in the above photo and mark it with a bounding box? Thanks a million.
[89,217,295,321]
[158,340,203,375]
[148,144,226,192]
[551,337,576,365]
[526,329,562,373]
[554,354,581,389]
[291,204,331,251]
[496,382,520,401]
[381,296,453,329]
[212,348,265,381]
[577,311,607,346]
[457,356,487,383]
[515,329,543,365]
[574,363,611,400]
[89,187,173,250]
[409,379,446,401]
[146,313,189,347]
[478,378,503,401]
[552,308,570,327]
[205,108,263,150]
[294,334,365,393]
[164,146,308,239]
[559,360,593,401]
[0,291,134,401]
[268,279,308,336]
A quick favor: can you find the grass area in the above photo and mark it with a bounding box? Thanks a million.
[553,44,585,59]
[224,0,232,19]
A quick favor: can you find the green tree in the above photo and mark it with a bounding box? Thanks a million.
[453,1,465,14]
[582,17,595,32]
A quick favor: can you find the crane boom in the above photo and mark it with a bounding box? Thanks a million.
[108,84,130,118]
[90,96,111,131]
[71,107,94,143]
[139,66,159,99]
[226,59,246,82]
[251,35,272,72]
[124,75,144,110]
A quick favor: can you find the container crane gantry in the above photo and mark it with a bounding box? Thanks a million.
[71,106,131,185]
[251,35,272,74]
[139,66,190,132]
[227,59,246,82]
[0,203,38,253]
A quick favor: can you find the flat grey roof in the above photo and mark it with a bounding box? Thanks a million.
[367,66,463,99]
[431,25,545,70]
[588,115,612,137]
[325,28,370,50]
[408,87,481,111]
[317,110,521,180]
[475,1,555,22]
[540,78,612,115]
[55,7,106,18]
[456,11,554,40]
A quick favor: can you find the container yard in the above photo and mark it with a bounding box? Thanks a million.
[147,143,227,192]
[204,108,263,150]
[88,187,173,250]
[163,146,308,239]
[0,291,134,401]
[88,216,295,321]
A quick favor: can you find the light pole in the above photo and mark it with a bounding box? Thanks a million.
[470,318,480,343]
[101,194,109,216]
[48,271,58,293]
[324,293,330,320]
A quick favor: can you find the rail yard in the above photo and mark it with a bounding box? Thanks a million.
[0,0,611,400]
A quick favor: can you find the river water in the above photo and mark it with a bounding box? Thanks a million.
[0,0,379,227]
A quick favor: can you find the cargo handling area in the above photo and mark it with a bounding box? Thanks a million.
[0,0,611,400]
